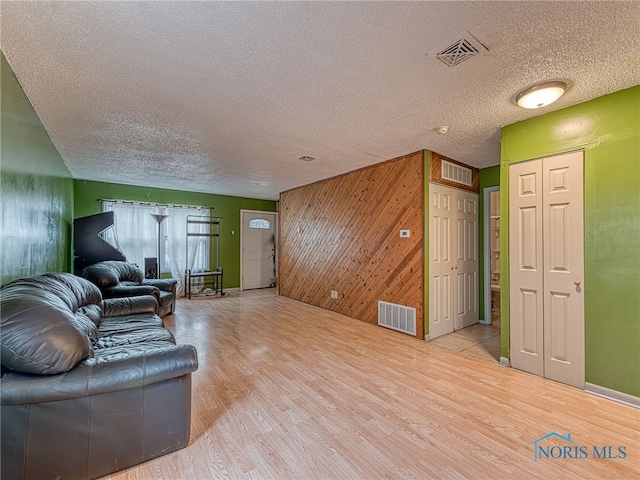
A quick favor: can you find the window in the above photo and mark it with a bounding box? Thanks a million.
[102,200,210,275]
[249,218,271,229]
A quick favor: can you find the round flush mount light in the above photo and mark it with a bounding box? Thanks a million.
[515,81,568,109]
[435,125,449,135]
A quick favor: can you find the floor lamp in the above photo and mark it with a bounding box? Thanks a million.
[150,214,169,279]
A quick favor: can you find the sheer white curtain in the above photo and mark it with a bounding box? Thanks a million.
[102,201,157,269]
[102,201,210,296]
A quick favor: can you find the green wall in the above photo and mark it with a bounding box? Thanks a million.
[1,52,74,284]
[74,180,276,288]
[500,86,640,397]
[477,165,500,321]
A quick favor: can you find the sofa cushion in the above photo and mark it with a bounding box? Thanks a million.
[99,313,164,331]
[95,328,174,349]
[82,263,119,287]
[82,261,144,288]
[1,302,95,375]
[1,274,97,375]
[78,304,103,327]
[41,272,103,310]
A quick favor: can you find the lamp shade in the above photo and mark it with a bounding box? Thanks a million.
[515,81,567,109]
[150,214,169,224]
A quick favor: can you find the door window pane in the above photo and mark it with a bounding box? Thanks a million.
[249,219,270,229]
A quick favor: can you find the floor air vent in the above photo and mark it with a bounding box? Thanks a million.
[378,301,416,336]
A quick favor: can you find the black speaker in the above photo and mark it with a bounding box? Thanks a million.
[144,257,158,279]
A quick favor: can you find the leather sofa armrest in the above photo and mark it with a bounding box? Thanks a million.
[101,295,159,316]
[102,285,160,299]
[0,343,198,405]
[143,279,177,293]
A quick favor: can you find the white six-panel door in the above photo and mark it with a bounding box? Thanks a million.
[509,151,584,388]
[429,184,453,339]
[429,183,478,339]
[542,151,584,387]
[455,189,479,330]
[509,159,545,376]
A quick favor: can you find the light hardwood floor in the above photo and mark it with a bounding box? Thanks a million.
[105,289,639,479]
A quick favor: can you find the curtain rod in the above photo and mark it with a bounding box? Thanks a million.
[98,198,214,210]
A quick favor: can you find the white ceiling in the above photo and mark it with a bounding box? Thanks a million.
[2,2,639,201]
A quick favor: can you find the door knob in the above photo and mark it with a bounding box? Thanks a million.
[574,280,581,286]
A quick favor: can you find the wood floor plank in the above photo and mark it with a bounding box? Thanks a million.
[103,290,640,480]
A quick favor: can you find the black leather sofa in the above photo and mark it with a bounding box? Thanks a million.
[82,260,177,316]
[0,272,198,480]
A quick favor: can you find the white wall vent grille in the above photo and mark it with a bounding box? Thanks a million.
[442,160,472,186]
[426,31,488,68]
[378,301,416,336]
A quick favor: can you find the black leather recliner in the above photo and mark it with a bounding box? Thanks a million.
[82,260,177,316]
[0,272,198,480]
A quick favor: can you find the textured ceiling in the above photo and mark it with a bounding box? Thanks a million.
[1,1,639,201]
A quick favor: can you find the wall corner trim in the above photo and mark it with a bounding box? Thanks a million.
[585,383,640,409]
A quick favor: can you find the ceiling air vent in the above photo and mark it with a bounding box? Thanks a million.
[298,155,317,162]
[427,31,488,67]
[442,160,472,186]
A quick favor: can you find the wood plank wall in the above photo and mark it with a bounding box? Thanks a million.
[279,151,425,339]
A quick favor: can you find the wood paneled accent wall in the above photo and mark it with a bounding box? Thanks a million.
[279,151,425,338]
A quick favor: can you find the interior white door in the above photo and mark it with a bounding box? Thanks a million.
[429,184,454,339]
[509,158,545,376]
[242,211,277,290]
[455,189,479,330]
[429,184,478,339]
[509,151,584,388]
[542,151,584,387]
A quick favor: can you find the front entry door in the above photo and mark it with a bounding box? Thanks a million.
[242,211,277,290]
[509,151,584,388]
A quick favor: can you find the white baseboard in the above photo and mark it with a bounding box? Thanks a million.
[499,356,510,367]
[585,383,640,409]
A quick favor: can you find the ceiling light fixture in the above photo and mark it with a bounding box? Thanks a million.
[515,81,568,109]
[435,125,449,135]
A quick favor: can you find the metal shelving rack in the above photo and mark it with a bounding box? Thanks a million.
[185,215,223,299]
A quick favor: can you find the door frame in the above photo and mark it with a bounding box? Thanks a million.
[240,209,279,291]
[481,186,500,325]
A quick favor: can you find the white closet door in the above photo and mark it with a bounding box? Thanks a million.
[429,184,479,339]
[429,184,454,339]
[509,152,584,388]
[543,151,584,388]
[509,159,545,377]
